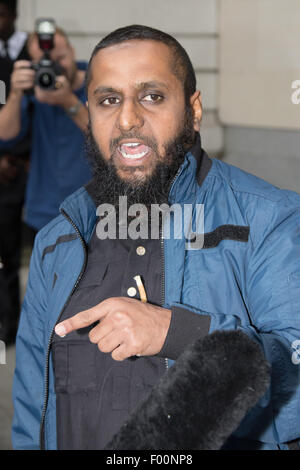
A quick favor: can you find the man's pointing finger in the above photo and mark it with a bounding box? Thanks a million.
[54,306,107,337]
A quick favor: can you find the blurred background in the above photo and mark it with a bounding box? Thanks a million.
[0,0,300,450]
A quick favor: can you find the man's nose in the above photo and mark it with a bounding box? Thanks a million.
[116,98,144,132]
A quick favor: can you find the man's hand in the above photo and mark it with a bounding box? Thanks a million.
[0,61,33,140]
[34,75,74,108]
[54,297,172,361]
[10,60,35,96]
[35,75,88,131]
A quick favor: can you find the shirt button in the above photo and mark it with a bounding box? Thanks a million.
[136,246,146,256]
[127,287,137,297]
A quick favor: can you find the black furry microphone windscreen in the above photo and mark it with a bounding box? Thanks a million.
[105,330,270,450]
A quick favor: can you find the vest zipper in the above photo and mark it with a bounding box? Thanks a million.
[39,209,88,450]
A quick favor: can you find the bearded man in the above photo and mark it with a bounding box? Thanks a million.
[12,25,300,451]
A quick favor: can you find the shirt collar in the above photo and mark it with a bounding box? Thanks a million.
[0,31,27,60]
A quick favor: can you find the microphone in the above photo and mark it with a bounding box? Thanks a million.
[105,330,270,450]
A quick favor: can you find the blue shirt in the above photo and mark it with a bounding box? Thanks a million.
[0,61,92,230]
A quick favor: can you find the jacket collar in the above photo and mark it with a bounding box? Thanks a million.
[168,132,212,204]
[60,186,97,243]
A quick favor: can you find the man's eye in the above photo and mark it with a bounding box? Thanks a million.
[100,97,120,106]
[142,94,163,103]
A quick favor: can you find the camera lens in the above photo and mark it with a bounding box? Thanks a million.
[39,72,54,88]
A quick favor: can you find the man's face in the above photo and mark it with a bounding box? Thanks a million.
[29,33,77,84]
[0,4,15,40]
[87,40,201,186]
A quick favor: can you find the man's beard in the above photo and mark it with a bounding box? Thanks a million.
[85,105,196,209]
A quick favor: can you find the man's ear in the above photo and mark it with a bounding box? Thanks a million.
[86,101,89,108]
[190,91,202,132]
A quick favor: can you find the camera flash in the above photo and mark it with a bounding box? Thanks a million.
[36,19,56,35]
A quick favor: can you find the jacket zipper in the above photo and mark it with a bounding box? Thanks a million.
[160,221,168,373]
[39,209,88,450]
[161,166,183,373]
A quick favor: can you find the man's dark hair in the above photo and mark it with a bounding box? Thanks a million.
[86,24,196,105]
[0,0,17,14]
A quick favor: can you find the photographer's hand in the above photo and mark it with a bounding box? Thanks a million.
[35,76,88,132]
[34,75,72,107]
[0,61,33,140]
[10,60,35,96]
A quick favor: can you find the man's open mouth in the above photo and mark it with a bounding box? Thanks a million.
[118,142,151,160]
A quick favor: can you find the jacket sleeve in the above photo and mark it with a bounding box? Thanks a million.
[236,201,300,445]
[160,199,300,446]
[12,233,48,450]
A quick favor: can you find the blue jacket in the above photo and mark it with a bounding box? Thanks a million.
[0,62,92,231]
[12,142,300,450]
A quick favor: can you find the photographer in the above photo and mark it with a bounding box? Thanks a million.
[0,21,92,236]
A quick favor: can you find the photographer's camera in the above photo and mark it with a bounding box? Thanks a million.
[31,18,63,90]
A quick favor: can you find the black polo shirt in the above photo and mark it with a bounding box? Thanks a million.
[52,224,168,449]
